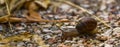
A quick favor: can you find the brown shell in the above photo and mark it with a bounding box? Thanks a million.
[76,17,97,35]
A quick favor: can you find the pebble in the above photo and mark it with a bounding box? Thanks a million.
[96,35,109,41]
[102,29,112,36]
[104,44,113,47]
[99,43,104,47]
[113,27,120,36]
[61,26,75,29]
[106,38,116,44]
[71,44,79,47]
[42,24,52,28]
[43,35,52,40]
[16,26,25,30]
[116,43,120,47]
[0,25,3,31]
[60,4,71,11]
[43,28,51,31]
[17,42,25,47]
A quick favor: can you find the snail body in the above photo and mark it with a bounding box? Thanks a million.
[62,17,97,40]
[62,28,79,40]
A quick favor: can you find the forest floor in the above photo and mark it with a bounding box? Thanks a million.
[0,0,120,47]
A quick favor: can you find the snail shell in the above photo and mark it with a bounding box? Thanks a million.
[76,17,97,35]
[61,17,97,41]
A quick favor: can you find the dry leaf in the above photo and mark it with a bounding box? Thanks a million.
[29,2,39,10]
[9,0,18,11]
[25,10,42,22]
[24,1,39,11]
[0,33,49,47]
[25,1,42,22]
[0,32,32,43]
[0,0,69,23]
[0,0,5,4]
[35,0,50,9]
[10,0,26,12]
[0,43,10,47]
[0,15,9,23]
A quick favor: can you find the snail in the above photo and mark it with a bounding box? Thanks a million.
[76,17,97,34]
[62,17,97,40]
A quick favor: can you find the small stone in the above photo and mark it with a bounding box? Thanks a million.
[113,27,120,35]
[48,38,56,44]
[0,25,3,31]
[116,33,120,37]
[116,43,120,47]
[42,24,51,28]
[64,23,69,25]
[48,15,54,17]
[67,26,75,29]
[70,22,76,25]
[60,4,71,11]
[64,40,72,43]
[58,43,70,47]
[44,35,52,40]
[104,44,113,47]
[23,38,30,41]
[18,30,26,33]
[96,35,109,41]
[71,44,79,47]
[16,26,25,30]
[99,43,104,47]
[106,38,116,44]
[35,30,41,34]
[52,30,62,34]
[61,26,75,29]
[102,29,112,36]
[59,16,67,19]
[100,4,107,11]
[43,29,52,33]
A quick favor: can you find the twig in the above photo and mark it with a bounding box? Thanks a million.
[10,0,17,12]
[10,0,26,12]
[60,0,111,28]
[5,0,13,32]
[55,23,65,32]
[50,2,62,13]
[5,0,10,15]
